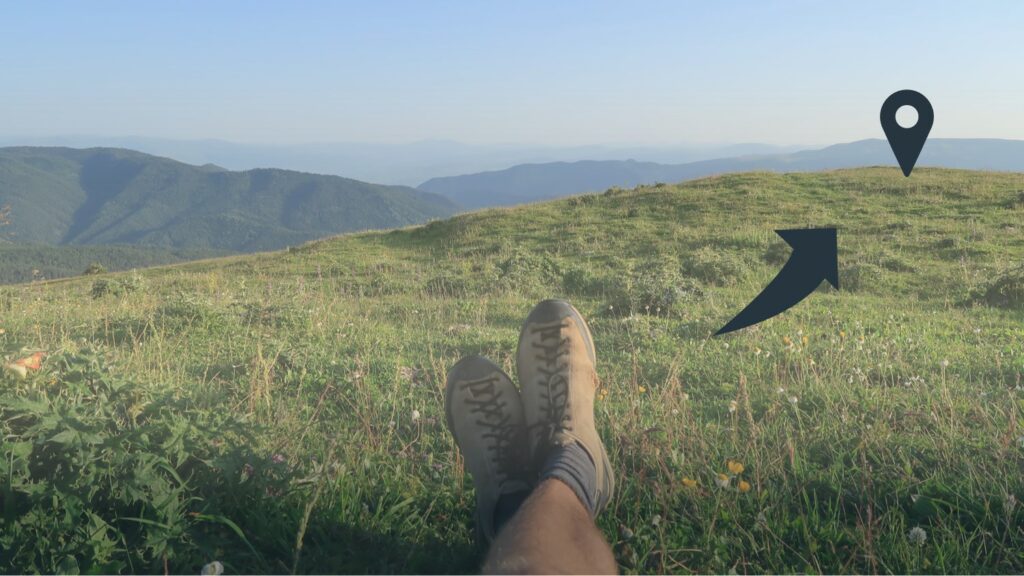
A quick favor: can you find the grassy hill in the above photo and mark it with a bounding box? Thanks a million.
[1,168,1022,573]
[0,146,458,251]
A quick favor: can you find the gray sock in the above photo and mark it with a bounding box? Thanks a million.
[540,441,598,516]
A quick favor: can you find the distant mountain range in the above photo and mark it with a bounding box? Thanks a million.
[0,136,800,186]
[418,138,1024,209]
[0,147,458,252]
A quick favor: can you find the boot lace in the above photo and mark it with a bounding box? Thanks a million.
[528,321,573,456]
[462,376,524,485]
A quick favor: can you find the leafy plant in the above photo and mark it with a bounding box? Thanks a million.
[0,348,272,573]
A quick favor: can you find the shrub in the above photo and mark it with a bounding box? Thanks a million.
[0,348,275,573]
[762,240,791,266]
[497,247,561,290]
[606,256,703,315]
[840,262,882,293]
[971,264,1024,308]
[681,247,751,286]
[562,265,603,296]
[90,271,147,299]
[83,262,107,275]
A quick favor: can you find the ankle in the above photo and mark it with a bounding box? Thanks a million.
[538,441,598,516]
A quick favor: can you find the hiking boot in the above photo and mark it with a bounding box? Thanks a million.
[516,299,614,514]
[445,355,531,543]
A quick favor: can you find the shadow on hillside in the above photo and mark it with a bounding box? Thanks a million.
[64,152,146,244]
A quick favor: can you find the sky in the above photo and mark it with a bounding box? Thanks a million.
[2,1,1023,147]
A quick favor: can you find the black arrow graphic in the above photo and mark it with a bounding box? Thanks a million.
[716,228,838,336]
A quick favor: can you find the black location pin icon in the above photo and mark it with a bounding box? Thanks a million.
[880,90,933,177]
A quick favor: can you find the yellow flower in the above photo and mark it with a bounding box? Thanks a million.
[682,477,698,488]
[782,336,792,346]
[801,335,809,346]
[638,386,646,394]
[715,473,730,488]
[738,480,751,493]
[727,460,744,475]
[839,330,846,339]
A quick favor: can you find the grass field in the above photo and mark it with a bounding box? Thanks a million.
[1,168,1023,574]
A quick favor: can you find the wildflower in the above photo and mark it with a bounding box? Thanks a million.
[839,330,846,339]
[3,363,27,379]
[13,352,44,371]
[788,396,799,405]
[738,480,751,493]
[671,408,679,416]
[651,514,661,527]
[801,336,809,346]
[776,387,785,394]
[0,328,5,335]
[728,400,738,413]
[681,392,689,401]
[908,526,927,546]
[411,409,421,422]
[727,460,744,475]
[940,359,949,368]
[201,561,225,576]
[782,336,792,346]
[755,347,762,356]
[638,386,646,394]
[715,473,730,488]
[271,454,286,464]
[682,477,698,488]
[723,342,730,349]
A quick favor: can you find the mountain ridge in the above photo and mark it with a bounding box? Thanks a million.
[0,146,458,252]
[418,138,1024,208]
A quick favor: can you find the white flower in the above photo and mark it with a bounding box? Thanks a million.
[714,473,731,488]
[788,396,799,405]
[776,387,785,394]
[411,409,421,422]
[908,526,927,546]
[940,359,950,368]
[201,561,225,576]
[728,400,738,413]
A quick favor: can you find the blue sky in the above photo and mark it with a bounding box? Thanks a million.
[2,1,1022,146]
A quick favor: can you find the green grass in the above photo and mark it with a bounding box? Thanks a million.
[1,168,1023,574]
